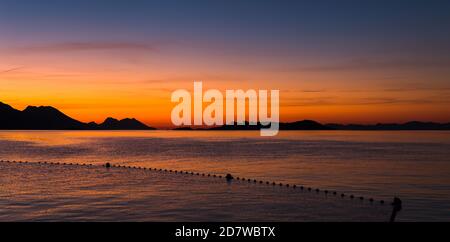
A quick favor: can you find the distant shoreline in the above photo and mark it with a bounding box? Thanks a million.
[1,101,449,131]
[171,120,450,131]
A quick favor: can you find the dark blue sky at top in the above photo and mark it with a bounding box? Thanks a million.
[1,0,450,59]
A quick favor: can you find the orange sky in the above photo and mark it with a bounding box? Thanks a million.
[1,51,449,128]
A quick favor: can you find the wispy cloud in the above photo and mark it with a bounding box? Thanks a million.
[15,41,156,53]
[282,95,450,107]
[382,87,450,92]
[283,89,326,93]
[293,58,450,72]
[0,66,24,74]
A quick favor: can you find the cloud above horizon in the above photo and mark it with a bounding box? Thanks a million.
[0,67,24,74]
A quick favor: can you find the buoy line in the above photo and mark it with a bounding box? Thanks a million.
[1,159,391,207]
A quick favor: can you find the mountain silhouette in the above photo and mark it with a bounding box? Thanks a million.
[280,120,331,130]
[175,120,450,130]
[0,101,155,130]
[0,102,22,129]
[21,105,88,129]
[98,117,151,130]
[208,120,331,130]
[327,121,450,130]
[2,101,449,131]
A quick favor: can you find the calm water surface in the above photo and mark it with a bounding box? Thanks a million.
[0,130,449,221]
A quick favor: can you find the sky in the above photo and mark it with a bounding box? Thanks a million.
[1,0,450,127]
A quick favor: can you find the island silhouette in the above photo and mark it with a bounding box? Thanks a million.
[175,120,450,131]
[1,101,449,130]
[0,101,154,130]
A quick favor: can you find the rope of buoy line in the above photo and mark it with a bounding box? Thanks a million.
[0,159,402,221]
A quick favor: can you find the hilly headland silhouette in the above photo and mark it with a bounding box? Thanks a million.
[0,101,154,130]
[1,101,449,130]
[175,120,450,131]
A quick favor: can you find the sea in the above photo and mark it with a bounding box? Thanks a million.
[0,130,449,221]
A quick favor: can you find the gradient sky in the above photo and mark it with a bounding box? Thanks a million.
[1,0,450,127]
